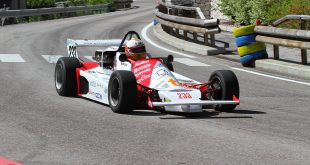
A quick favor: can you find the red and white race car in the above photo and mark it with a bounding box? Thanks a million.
[55,31,240,113]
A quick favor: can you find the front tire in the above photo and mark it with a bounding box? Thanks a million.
[108,71,137,114]
[208,70,239,112]
[54,57,80,96]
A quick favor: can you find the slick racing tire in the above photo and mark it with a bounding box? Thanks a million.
[108,71,137,114]
[237,42,266,57]
[55,57,81,96]
[208,70,240,112]
[233,25,255,37]
[235,34,257,47]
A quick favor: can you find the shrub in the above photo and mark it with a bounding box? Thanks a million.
[218,0,310,27]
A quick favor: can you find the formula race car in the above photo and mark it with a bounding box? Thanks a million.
[55,31,240,113]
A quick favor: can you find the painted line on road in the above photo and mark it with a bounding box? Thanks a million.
[174,58,210,66]
[231,67,310,86]
[41,55,63,63]
[0,54,25,62]
[141,23,196,58]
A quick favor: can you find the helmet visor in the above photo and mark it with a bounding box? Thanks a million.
[130,45,146,54]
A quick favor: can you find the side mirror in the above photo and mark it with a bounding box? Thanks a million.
[119,54,128,62]
[167,54,174,63]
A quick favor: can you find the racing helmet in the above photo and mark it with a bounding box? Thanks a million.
[125,38,146,60]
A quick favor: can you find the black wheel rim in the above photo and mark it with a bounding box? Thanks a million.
[55,64,63,90]
[110,77,120,106]
[209,77,222,100]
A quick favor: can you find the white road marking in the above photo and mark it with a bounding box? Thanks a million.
[141,22,310,86]
[141,23,196,58]
[0,54,25,62]
[41,55,63,63]
[174,58,210,66]
[84,56,95,61]
[231,67,310,86]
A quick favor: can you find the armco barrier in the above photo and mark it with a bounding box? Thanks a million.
[255,15,310,65]
[0,1,133,26]
[156,2,220,47]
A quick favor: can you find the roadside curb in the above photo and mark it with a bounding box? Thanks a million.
[255,59,310,80]
[219,24,235,32]
[153,24,226,56]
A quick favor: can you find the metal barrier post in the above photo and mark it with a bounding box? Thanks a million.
[273,45,279,60]
[204,33,209,46]
[210,34,215,46]
[301,20,307,65]
[193,32,198,42]
[184,31,188,41]
[176,29,180,38]
[0,6,7,26]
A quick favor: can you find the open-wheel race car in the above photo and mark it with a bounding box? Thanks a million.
[55,31,240,114]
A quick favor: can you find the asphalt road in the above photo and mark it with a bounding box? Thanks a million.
[1,0,310,164]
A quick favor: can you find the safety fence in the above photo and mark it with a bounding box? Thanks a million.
[0,0,133,26]
[255,15,310,65]
[155,2,220,47]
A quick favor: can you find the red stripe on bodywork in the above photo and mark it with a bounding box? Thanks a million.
[0,156,23,165]
[233,95,240,104]
[76,62,99,96]
[81,62,99,71]
[76,68,81,96]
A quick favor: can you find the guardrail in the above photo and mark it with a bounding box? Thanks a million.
[155,2,220,46]
[0,4,111,18]
[255,15,310,65]
[0,1,135,26]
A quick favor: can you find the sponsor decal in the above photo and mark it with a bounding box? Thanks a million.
[177,93,192,99]
[88,71,96,74]
[137,74,151,83]
[90,81,104,88]
[179,79,194,83]
[156,69,170,77]
[154,62,164,68]
[169,89,192,92]
[168,78,179,86]
[121,62,128,66]
[95,93,102,99]
[133,63,151,74]
[135,68,151,77]
[133,59,156,86]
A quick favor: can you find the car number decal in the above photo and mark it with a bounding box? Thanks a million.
[177,93,192,99]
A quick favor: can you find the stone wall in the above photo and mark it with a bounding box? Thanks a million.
[192,0,211,18]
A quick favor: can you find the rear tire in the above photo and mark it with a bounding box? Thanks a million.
[54,57,80,96]
[208,70,239,112]
[108,71,137,114]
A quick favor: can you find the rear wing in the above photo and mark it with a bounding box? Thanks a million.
[66,39,122,58]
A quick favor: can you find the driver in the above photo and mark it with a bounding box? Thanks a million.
[125,38,147,60]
